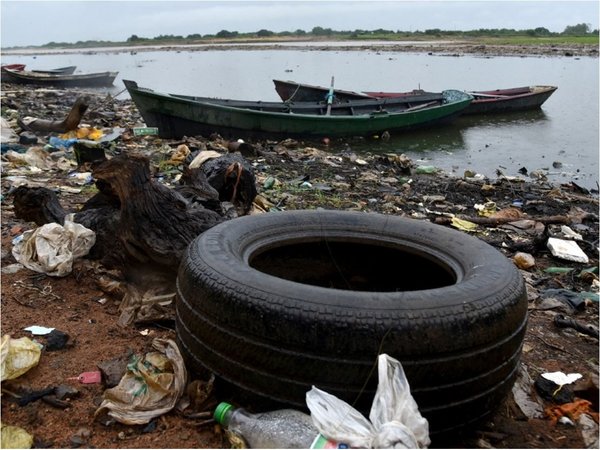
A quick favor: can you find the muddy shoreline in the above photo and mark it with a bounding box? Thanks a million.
[1,83,599,449]
[2,40,598,58]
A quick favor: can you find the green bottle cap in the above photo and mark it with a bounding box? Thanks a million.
[214,402,234,424]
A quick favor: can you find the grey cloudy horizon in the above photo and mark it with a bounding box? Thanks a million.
[1,0,598,48]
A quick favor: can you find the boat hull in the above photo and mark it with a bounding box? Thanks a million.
[124,80,473,140]
[461,86,558,114]
[273,80,557,115]
[1,68,117,87]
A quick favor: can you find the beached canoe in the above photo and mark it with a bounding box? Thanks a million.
[31,66,77,75]
[273,79,435,103]
[0,67,117,87]
[273,80,557,115]
[123,79,473,140]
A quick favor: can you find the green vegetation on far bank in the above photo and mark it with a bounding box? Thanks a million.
[3,23,598,50]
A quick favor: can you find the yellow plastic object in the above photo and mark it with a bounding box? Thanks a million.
[1,423,34,449]
[0,335,42,381]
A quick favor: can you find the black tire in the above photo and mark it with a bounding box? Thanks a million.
[176,210,527,436]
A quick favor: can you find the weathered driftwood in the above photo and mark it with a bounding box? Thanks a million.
[17,95,90,133]
[91,153,225,271]
[10,150,259,323]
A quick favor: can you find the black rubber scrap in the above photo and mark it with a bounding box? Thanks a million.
[554,314,599,339]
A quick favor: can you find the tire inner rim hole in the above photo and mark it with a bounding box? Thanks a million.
[250,241,457,292]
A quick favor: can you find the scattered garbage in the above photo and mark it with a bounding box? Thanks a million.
[69,370,102,384]
[12,218,96,277]
[44,329,70,351]
[547,237,589,263]
[578,413,600,448]
[307,354,430,449]
[132,126,159,136]
[539,288,594,311]
[511,364,544,419]
[544,398,594,425]
[554,314,599,339]
[23,325,55,336]
[0,335,42,381]
[214,402,320,449]
[513,252,535,270]
[95,338,186,425]
[542,371,583,386]
[1,423,34,449]
[535,371,583,405]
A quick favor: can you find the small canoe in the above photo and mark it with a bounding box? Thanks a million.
[1,67,117,87]
[364,86,558,114]
[273,79,435,103]
[274,80,557,115]
[31,66,77,75]
[123,80,473,140]
[1,64,26,71]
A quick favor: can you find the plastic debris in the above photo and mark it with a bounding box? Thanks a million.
[23,326,55,336]
[306,353,430,449]
[578,413,600,448]
[513,252,535,270]
[48,136,78,149]
[511,364,544,419]
[12,218,96,277]
[554,314,599,339]
[547,237,589,263]
[1,423,34,449]
[415,165,438,174]
[450,217,478,232]
[95,338,187,425]
[0,335,42,381]
[542,371,582,386]
[132,127,159,136]
[214,402,321,449]
[544,399,593,425]
[69,371,102,384]
[474,201,497,217]
[1,117,19,144]
[560,225,583,241]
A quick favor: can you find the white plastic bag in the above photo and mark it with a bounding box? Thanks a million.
[12,217,95,277]
[306,353,430,449]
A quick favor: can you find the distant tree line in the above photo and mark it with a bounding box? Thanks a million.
[32,23,598,49]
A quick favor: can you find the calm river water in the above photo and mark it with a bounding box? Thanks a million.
[4,45,599,189]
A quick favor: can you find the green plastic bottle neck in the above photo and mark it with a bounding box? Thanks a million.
[214,402,235,425]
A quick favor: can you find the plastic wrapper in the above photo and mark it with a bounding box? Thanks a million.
[306,353,430,449]
[95,338,187,425]
[1,423,34,449]
[0,335,42,381]
[12,218,95,277]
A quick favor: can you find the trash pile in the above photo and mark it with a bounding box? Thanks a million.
[1,85,598,448]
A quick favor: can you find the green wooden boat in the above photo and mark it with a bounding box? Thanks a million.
[123,80,473,140]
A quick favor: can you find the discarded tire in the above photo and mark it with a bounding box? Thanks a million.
[176,210,528,435]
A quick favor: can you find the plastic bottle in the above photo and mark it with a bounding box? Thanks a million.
[214,402,343,449]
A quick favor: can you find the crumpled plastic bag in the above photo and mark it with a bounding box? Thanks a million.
[306,353,430,449]
[12,218,95,277]
[0,335,42,381]
[95,338,187,425]
[1,117,19,144]
[1,423,34,449]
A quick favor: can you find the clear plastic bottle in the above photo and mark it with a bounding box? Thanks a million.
[214,402,320,448]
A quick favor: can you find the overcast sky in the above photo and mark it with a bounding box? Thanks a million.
[1,0,598,48]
